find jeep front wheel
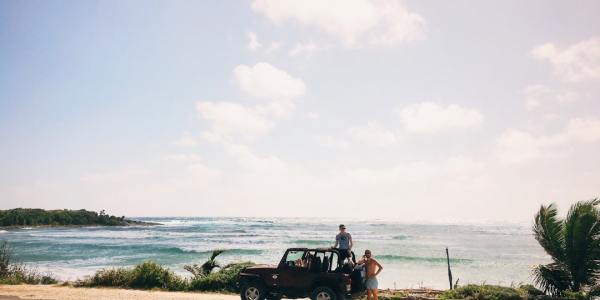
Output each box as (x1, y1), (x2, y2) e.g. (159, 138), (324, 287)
(311, 286), (338, 300)
(240, 282), (266, 300)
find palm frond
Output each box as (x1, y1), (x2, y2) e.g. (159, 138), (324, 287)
(533, 263), (572, 295)
(564, 199), (600, 289)
(183, 264), (202, 277)
(199, 249), (225, 276)
(184, 250), (226, 277)
(533, 203), (565, 262)
(210, 249), (225, 261)
(200, 260), (219, 275)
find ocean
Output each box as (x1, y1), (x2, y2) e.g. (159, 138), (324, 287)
(1, 217), (549, 289)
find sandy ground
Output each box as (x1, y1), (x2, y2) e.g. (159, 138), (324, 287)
(0, 285), (441, 300)
(0, 285), (240, 300)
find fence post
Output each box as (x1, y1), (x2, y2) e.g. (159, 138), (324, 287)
(446, 247), (453, 290)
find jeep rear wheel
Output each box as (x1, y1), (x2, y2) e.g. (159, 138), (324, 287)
(311, 286), (338, 300)
(241, 282), (266, 300)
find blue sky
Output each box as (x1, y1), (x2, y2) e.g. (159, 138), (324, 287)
(1, 0), (599, 222)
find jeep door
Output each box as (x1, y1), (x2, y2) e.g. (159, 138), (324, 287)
(275, 250), (313, 295)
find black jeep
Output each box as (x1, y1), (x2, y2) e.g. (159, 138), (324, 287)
(239, 247), (365, 300)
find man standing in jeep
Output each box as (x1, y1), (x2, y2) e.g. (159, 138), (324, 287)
(333, 224), (353, 266)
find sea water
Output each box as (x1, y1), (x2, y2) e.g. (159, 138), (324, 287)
(1, 217), (549, 289)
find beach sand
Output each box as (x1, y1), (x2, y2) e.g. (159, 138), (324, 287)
(0, 285), (239, 300)
(0, 285), (442, 300)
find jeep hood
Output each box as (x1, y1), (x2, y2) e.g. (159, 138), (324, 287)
(241, 264), (278, 274)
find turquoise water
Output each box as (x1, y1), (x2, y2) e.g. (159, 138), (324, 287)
(1, 218), (549, 289)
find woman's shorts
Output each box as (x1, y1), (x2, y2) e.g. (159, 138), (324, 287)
(366, 277), (378, 289)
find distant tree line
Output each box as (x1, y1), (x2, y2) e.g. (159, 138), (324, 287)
(0, 208), (138, 227)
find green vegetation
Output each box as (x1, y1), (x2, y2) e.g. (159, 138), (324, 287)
(440, 284), (545, 300)
(375, 290), (409, 300)
(183, 249), (253, 292)
(184, 249), (225, 277)
(188, 262), (254, 292)
(532, 199), (600, 296)
(0, 208), (155, 227)
(0, 240), (58, 285)
(77, 261), (186, 291)
(77, 251), (255, 292)
(129, 261), (187, 290)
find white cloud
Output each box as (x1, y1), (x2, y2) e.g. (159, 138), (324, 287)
(223, 142), (289, 173)
(496, 117), (600, 163)
(307, 112), (319, 120)
(532, 37), (600, 82)
(523, 84), (578, 110)
(395, 102), (484, 134)
(196, 102), (273, 141)
(348, 122), (400, 146)
(315, 135), (349, 149)
(368, 0), (426, 46)
(80, 168), (150, 183)
(251, 0), (425, 47)
(496, 130), (547, 163)
(171, 133), (199, 147)
(523, 84), (553, 110)
(198, 63), (307, 142)
(254, 98), (295, 119)
(265, 41), (282, 54)
(565, 118), (600, 142)
(247, 32), (262, 51)
(165, 154), (203, 163)
(289, 40), (321, 56)
(233, 62), (306, 100)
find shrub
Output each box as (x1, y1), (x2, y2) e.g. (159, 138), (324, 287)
(77, 260), (255, 292)
(189, 262), (254, 292)
(0, 240), (58, 285)
(377, 291), (409, 300)
(562, 290), (588, 300)
(78, 261), (186, 291)
(519, 284), (545, 297)
(440, 284), (525, 300)
(79, 268), (133, 287)
(130, 261), (174, 289)
(439, 284), (597, 300)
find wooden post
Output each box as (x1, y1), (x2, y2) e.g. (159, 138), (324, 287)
(446, 247), (453, 290)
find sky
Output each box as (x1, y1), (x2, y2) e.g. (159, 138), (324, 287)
(1, 0), (599, 223)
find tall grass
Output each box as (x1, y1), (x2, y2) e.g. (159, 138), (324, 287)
(0, 240), (57, 285)
(76, 260), (255, 292)
(189, 262), (254, 292)
(439, 284), (593, 300)
(77, 261), (186, 291)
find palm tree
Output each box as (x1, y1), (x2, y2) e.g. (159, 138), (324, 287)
(532, 198), (600, 295)
(184, 249), (225, 277)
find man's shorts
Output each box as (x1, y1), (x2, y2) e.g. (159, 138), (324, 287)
(366, 277), (378, 290)
(337, 248), (352, 265)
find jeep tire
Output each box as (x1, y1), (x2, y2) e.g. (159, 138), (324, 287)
(240, 282), (267, 300)
(311, 286), (338, 300)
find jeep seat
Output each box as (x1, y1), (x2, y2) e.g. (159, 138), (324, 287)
(322, 256), (330, 272)
(310, 256), (322, 273)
